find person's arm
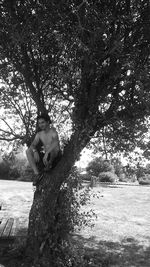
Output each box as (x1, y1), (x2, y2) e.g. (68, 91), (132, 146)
(30, 133), (40, 153)
(43, 128), (59, 166)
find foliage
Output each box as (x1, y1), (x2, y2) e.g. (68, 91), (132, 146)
(79, 172), (92, 181)
(45, 167), (97, 266)
(0, 160), (21, 180)
(9, 166), (20, 179)
(124, 164), (136, 178)
(112, 158), (124, 178)
(0, 0), (149, 147)
(56, 168), (96, 236)
(0, 160), (10, 178)
(144, 163), (150, 174)
(135, 162), (150, 180)
(98, 171), (118, 183)
(138, 174), (150, 185)
(0, 149), (30, 180)
(137, 164), (150, 185)
(86, 157), (114, 177)
(89, 120), (150, 159)
(118, 173), (128, 182)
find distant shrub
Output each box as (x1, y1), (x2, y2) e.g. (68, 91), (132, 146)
(0, 161), (10, 179)
(79, 172), (91, 181)
(139, 174), (150, 185)
(1, 148), (29, 181)
(145, 164), (150, 174)
(130, 174), (138, 183)
(139, 179), (150, 185)
(20, 165), (32, 181)
(86, 157), (114, 177)
(114, 164), (123, 177)
(14, 157), (28, 176)
(98, 171), (118, 183)
(9, 167), (20, 179)
(118, 173), (128, 182)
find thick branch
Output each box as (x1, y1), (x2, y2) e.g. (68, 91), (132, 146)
(19, 44), (47, 113)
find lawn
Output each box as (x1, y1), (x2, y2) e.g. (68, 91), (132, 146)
(0, 180), (33, 235)
(76, 184), (150, 266)
(0, 180), (150, 266)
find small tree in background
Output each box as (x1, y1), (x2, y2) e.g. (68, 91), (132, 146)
(86, 157), (114, 177)
(98, 171), (118, 183)
(136, 163), (150, 185)
(86, 157), (118, 183)
(111, 158), (123, 177)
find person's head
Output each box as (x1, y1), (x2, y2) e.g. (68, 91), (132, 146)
(37, 113), (52, 130)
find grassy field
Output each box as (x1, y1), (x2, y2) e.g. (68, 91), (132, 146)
(0, 180), (150, 266)
(0, 180), (33, 234)
(76, 184), (150, 266)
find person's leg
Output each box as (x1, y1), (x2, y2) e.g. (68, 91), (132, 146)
(26, 148), (45, 186)
(26, 148), (39, 175)
(49, 149), (58, 165)
(45, 149), (61, 171)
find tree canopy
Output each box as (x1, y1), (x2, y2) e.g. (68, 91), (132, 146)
(0, 0), (149, 145)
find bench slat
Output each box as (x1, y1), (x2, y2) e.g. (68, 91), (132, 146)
(0, 218), (8, 236)
(2, 218), (14, 237)
(11, 218), (19, 236)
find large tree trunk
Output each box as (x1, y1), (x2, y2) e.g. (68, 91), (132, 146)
(25, 131), (91, 266)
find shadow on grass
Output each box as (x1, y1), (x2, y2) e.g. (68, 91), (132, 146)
(72, 235), (150, 267)
(0, 233), (150, 267)
(0, 228), (27, 267)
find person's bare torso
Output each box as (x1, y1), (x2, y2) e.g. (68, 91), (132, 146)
(38, 127), (59, 152)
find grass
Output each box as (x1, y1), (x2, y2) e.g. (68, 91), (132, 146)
(80, 184), (150, 243)
(0, 180), (150, 266)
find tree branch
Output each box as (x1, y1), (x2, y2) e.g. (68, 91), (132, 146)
(0, 136), (22, 141)
(0, 119), (16, 134)
(0, 127), (24, 139)
(19, 44), (47, 113)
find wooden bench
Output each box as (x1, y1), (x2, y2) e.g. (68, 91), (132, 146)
(0, 217), (23, 246)
(0, 217), (27, 237)
(0, 218), (15, 239)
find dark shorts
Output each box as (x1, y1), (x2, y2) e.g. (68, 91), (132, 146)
(37, 150), (62, 171)
(35, 138), (62, 171)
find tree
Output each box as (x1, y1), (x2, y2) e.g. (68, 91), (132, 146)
(86, 157), (114, 176)
(88, 117), (150, 162)
(0, 0), (150, 265)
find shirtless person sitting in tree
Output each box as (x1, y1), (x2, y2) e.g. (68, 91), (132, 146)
(26, 113), (61, 185)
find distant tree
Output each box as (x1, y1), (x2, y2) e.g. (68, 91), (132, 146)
(112, 158), (124, 178)
(137, 163), (150, 185)
(86, 157), (114, 177)
(0, 0), (149, 265)
(145, 163), (150, 174)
